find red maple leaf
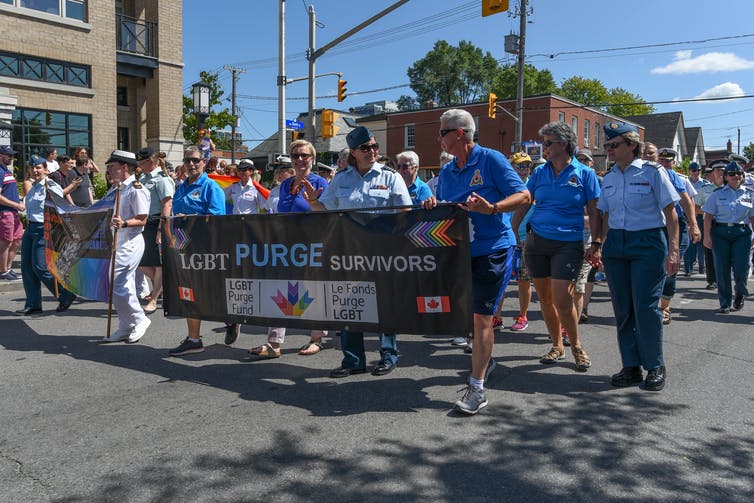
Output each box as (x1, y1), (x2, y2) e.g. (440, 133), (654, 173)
(427, 298), (439, 309)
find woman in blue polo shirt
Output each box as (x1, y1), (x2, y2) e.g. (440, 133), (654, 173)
(702, 161), (754, 313)
(513, 122), (600, 372)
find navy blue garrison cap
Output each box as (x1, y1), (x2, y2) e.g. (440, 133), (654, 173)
(346, 126), (374, 149)
(724, 161), (744, 174)
(604, 121), (638, 140)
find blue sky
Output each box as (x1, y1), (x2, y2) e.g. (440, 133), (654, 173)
(183, 0), (754, 155)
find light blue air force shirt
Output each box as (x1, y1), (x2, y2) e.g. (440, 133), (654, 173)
(701, 185), (754, 224)
(24, 178), (64, 223)
(597, 159), (680, 231)
(318, 163), (411, 211)
(526, 159), (600, 242)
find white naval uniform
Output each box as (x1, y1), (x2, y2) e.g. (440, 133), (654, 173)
(112, 175), (151, 333)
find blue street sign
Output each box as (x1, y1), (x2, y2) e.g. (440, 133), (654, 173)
(286, 120), (305, 130)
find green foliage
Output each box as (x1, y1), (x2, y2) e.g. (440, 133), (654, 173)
(396, 94), (419, 111)
(407, 40), (500, 106)
(92, 173), (109, 199)
(742, 142), (754, 161)
(492, 63), (557, 100)
(183, 71), (235, 149)
(558, 78), (654, 117)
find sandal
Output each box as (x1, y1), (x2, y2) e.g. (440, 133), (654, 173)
(298, 341), (324, 355)
(540, 346), (565, 364)
(662, 307), (671, 325)
(572, 346), (591, 371)
(144, 301), (158, 314)
(247, 343), (281, 359)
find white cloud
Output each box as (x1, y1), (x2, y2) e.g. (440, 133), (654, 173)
(651, 51), (754, 74)
(692, 82), (745, 101)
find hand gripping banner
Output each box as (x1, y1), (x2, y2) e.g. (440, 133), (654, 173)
(162, 205), (473, 335)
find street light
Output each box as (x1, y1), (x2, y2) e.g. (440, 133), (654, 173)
(192, 81), (211, 128)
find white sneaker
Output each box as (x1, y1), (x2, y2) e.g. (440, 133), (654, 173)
(102, 327), (131, 343)
(127, 318), (151, 343)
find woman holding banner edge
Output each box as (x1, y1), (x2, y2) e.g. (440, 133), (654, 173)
(302, 126), (412, 378)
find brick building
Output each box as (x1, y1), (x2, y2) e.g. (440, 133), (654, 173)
(385, 94), (643, 174)
(0, 0), (184, 168)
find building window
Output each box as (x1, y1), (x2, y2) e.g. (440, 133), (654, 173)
(3, 0), (88, 21)
(571, 116), (578, 133)
(583, 119), (590, 147)
(594, 122), (601, 149)
(116, 86), (128, 107)
(0, 51), (91, 88)
(10, 107), (91, 166)
(558, 112), (565, 123)
(117, 127), (129, 151)
(404, 124), (415, 148)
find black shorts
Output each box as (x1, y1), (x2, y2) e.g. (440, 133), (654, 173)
(139, 217), (161, 267)
(524, 231), (584, 281)
(471, 246), (514, 315)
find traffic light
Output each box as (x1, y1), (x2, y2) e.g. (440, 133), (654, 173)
(337, 79), (347, 102)
(321, 109), (339, 139)
(488, 93), (497, 119)
(482, 0), (509, 17)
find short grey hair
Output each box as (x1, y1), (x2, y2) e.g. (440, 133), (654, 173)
(538, 122), (577, 156)
(440, 109), (475, 141)
(397, 150), (419, 167)
(337, 148), (350, 162)
(184, 146), (201, 157)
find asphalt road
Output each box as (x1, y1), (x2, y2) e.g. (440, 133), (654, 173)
(1, 274), (752, 502)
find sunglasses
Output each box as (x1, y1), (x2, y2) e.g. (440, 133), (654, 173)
(183, 157), (202, 164)
(397, 163), (413, 170)
(726, 171), (744, 176)
(603, 141), (625, 150)
(238, 166), (252, 171)
(542, 140), (563, 148)
(515, 164), (531, 170)
(290, 153), (312, 160)
(358, 143), (379, 152)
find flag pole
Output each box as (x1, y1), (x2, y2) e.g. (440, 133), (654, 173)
(45, 179), (61, 299)
(106, 183), (122, 339)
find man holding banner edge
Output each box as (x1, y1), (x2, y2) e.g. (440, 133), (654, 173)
(423, 109), (531, 415)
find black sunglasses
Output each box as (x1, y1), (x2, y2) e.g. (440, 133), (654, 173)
(358, 143), (379, 152)
(183, 157), (202, 164)
(290, 153), (312, 160)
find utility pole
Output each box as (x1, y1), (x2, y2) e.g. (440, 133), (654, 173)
(224, 65), (245, 164)
(514, 0), (527, 153)
(307, 4), (316, 140)
(278, 0), (286, 154)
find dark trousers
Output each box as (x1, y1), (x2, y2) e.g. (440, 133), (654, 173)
(20, 223), (75, 310)
(603, 228), (667, 370)
(710, 224), (751, 308)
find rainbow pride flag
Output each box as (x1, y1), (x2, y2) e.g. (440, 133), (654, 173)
(209, 173), (270, 214)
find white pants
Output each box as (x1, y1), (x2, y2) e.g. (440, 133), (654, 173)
(112, 234), (147, 332)
(267, 327), (327, 344)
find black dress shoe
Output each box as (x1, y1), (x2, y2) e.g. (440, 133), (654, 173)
(15, 307), (42, 316)
(56, 296), (76, 312)
(372, 361), (396, 376)
(645, 366), (666, 391)
(329, 366), (367, 378)
(733, 295), (744, 311)
(610, 366), (643, 387)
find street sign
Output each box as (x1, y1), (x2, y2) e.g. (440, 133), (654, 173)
(286, 120), (305, 130)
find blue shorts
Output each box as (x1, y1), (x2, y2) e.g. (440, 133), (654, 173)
(472, 246), (515, 315)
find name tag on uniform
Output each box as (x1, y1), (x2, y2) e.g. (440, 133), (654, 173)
(369, 188), (389, 198)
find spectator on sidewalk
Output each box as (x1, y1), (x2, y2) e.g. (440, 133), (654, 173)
(0, 145), (24, 281)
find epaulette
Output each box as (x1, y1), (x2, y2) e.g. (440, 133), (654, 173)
(381, 165), (397, 173)
(712, 185), (724, 192)
(133, 180), (144, 189)
(643, 161), (662, 169)
(333, 167), (350, 176)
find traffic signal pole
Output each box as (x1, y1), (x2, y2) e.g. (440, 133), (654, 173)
(514, 0), (527, 152)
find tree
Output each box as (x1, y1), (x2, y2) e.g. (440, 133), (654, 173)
(182, 71), (235, 149)
(396, 94), (419, 111)
(558, 77), (654, 117)
(492, 63), (557, 100)
(407, 40), (501, 107)
(743, 142), (754, 162)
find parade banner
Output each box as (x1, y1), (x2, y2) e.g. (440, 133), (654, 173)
(162, 205), (473, 335)
(44, 189), (116, 301)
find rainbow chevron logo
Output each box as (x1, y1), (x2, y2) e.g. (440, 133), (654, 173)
(271, 282), (314, 317)
(405, 220), (456, 247)
(165, 221), (190, 250)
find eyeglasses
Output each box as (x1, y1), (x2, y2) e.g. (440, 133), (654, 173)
(515, 164), (531, 170)
(726, 171), (744, 176)
(358, 143), (379, 152)
(439, 128), (457, 137)
(603, 141), (625, 150)
(290, 153), (312, 160)
(397, 163), (413, 170)
(542, 140), (563, 148)
(183, 157), (202, 164)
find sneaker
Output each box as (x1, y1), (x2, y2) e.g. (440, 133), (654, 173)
(0, 270), (19, 280)
(716, 307), (731, 314)
(464, 342), (473, 354)
(572, 346), (591, 371)
(451, 336), (469, 347)
(510, 316), (528, 331)
(169, 337), (204, 356)
(126, 317), (151, 343)
(733, 295), (744, 311)
(561, 327), (571, 346)
(225, 323), (240, 345)
(454, 385), (488, 415)
(540, 346), (565, 364)
(102, 327), (131, 343)
(706, 283), (717, 290)
(492, 316), (504, 331)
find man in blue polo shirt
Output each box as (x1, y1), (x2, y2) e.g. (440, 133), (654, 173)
(0, 145), (24, 280)
(396, 150), (432, 205)
(423, 109), (531, 415)
(168, 146), (226, 356)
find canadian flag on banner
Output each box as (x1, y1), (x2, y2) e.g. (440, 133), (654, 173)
(416, 296), (450, 313)
(178, 286), (195, 302)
